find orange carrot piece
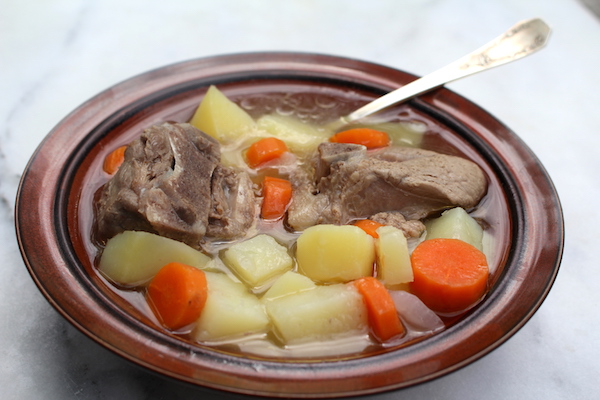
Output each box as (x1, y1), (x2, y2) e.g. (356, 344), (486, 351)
(103, 145), (127, 174)
(147, 262), (208, 330)
(410, 238), (489, 314)
(261, 176), (293, 220)
(246, 137), (289, 168)
(353, 219), (385, 238)
(329, 128), (390, 149)
(354, 277), (405, 341)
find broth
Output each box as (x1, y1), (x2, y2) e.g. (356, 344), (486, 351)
(77, 88), (510, 361)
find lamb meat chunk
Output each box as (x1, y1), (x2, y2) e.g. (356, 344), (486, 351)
(369, 211), (426, 238)
(287, 142), (365, 230)
(316, 154), (486, 224)
(370, 145), (443, 163)
(207, 165), (258, 239)
(287, 166), (329, 230)
(287, 143), (487, 230)
(95, 122), (221, 248)
(313, 142), (366, 182)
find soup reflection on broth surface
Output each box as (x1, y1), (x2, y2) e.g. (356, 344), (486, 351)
(78, 85), (510, 360)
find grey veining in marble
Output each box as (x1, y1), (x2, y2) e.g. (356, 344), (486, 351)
(2, 0), (599, 399)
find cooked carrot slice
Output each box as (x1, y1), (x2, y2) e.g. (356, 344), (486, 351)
(147, 262), (208, 330)
(410, 238), (489, 314)
(353, 219), (385, 238)
(261, 176), (293, 220)
(103, 145), (127, 174)
(353, 277), (405, 341)
(246, 137), (288, 168)
(329, 128), (390, 149)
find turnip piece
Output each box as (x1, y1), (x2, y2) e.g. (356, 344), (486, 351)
(256, 113), (330, 155)
(265, 283), (367, 344)
(223, 234), (293, 289)
(375, 226), (413, 285)
(425, 207), (483, 251)
(262, 271), (316, 300)
(192, 272), (269, 341)
(99, 230), (211, 287)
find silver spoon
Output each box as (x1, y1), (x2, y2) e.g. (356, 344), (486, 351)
(330, 18), (551, 131)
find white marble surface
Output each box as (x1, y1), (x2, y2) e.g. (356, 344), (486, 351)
(2, 0), (599, 399)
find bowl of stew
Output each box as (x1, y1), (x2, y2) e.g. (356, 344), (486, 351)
(15, 52), (563, 398)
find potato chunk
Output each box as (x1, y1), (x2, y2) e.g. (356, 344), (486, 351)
(189, 85), (257, 143)
(256, 114), (330, 155)
(98, 231), (211, 286)
(375, 226), (413, 285)
(223, 234), (293, 289)
(262, 271), (316, 300)
(296, 225), (375, 283)
(192, 272), (269, 342)
(265, 284), (367, 344)
(425, 207), (484, 250)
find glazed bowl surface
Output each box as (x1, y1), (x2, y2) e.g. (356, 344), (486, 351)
(15, 52), (563, 398)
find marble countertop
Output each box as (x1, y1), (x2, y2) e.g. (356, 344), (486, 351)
(2, 0), (599, 399)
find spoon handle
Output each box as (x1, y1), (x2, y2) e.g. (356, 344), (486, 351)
(342, 18), (551, 125)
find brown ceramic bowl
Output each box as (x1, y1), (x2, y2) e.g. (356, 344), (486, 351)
(15, 52), (563, 398)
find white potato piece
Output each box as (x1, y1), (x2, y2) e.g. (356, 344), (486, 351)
(98, 230), (211, 286)
(262, 271), (316, 300)
(296, 225), (375, 283)
(189, 85), (257, 143)
(223, 234), (293, 289)
(375, 226), (414, 285)
(256, 113), (331, 155)
(192, 272), (269, 342)
(425, 207), (484, 250)
(265, 284), (367, 344)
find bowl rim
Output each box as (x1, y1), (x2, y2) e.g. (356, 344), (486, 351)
(15, 51), (564, 398)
